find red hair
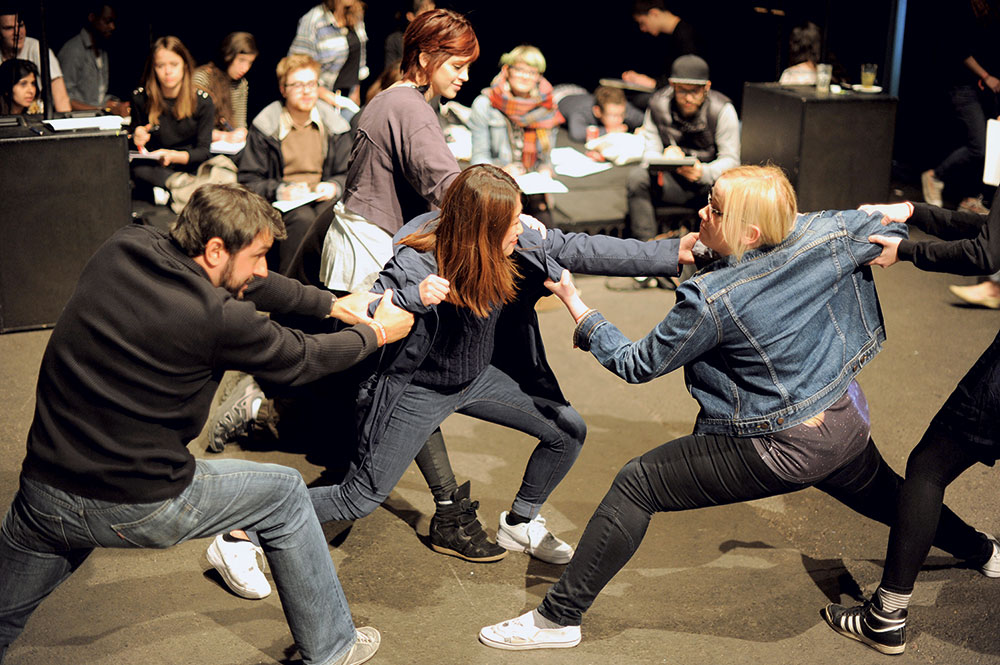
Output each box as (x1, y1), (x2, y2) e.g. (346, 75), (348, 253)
(402, 165), (521, 317)
(401, 8), (479, 84)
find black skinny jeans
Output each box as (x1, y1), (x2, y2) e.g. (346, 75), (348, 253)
(539, 433), (983, 626)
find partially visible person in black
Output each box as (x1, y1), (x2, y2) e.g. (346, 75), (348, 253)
(823, 195), (1000, 656)
(130, 35), (214, 204)
(622, 0), (697, 109)
(384, 0), (435, 68)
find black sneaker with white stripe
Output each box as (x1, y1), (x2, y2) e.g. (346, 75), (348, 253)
(823, 598), (907, 655)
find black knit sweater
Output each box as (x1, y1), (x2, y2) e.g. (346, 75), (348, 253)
(21, 224), (377, 502)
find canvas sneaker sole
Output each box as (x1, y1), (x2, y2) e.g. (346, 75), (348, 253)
(430, 542), (508, 562)
(206, 539), (270, 600)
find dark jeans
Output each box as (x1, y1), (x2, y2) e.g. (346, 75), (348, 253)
(935, 84), (996, 199)
(309, 364), (587, 522)
(881, 329), (1000, 593)
(626, 166), (708, 241)
(538, 433), (982, 626)
(272, 200), (337, 275)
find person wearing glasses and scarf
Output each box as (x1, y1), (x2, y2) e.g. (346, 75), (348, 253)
(469, 45), (564, 227)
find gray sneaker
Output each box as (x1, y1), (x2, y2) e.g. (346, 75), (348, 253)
(921, 169), (944, 207)
(209, 374), (265, 452)
(332, 627), (381, 665)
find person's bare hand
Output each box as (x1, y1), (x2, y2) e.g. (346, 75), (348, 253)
(314, 181), (338, 202)
(372, 289), (414, 344)
(663, 145), (685, 159)
(676, 160), (703, 182)
(867, 235), (901, 268)
(419, 274), (450, 306)
(520, 214), (547, 238)
(278, 182), (311, 202)
(859, 202), (913, 225)
(544, 268), (577, 300)
(133, 124), (151, 149)
(330, 292), (379, 324)
(677, 231), (701, 265)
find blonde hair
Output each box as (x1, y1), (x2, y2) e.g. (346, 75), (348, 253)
(500, 45), (546, 74)
(714, 165), (797, 260)
(276, 54), (320, 87)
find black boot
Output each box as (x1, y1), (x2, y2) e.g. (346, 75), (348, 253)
(429, 481), (507, 562)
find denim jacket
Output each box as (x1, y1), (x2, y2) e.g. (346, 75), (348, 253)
(575, 209), (909, 436)
(357, 212), (681, 447)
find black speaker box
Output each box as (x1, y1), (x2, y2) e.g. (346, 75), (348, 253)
(0, 125), (130, 332)
(741, 83), (897, 212)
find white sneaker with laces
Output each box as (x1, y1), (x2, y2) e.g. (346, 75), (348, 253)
(979, 533), (1000, 578)
(479, 610), (581, 650)
(206, 534), (272, 599)
(496, 511), (574, 564)
(332, 626), (381, 665)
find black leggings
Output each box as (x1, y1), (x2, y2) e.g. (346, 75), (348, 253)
(538, 433), (983, 626)
(880, 429), (988, 593)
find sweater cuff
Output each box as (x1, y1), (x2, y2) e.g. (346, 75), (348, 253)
(896, 239), (916, 264)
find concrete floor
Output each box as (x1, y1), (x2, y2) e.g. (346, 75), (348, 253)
(1, 231), (999, 665)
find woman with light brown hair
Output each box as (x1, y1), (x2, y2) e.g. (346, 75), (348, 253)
(130, 35), (214, 202)
(193, 31), (258, 143)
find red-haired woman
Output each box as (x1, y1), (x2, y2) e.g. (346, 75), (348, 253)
(307, 164), (689, 564)
(130, 36), (214, 204)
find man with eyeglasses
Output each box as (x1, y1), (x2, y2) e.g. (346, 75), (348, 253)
(239, 54), (352, 276)
(625, 54), (739, 248)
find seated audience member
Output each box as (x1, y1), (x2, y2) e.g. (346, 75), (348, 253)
(622, 0), (697, 108)
(626, 54), (739, 242)
(0, 182), (412, 665)
(0, 6), (71, 112)
(289, 0), (367, 108)
(130, 35), (214, 206)
(468, 44), (564, 226)
(384, 0), (435, 67)
(57, 3), (126, 114)
(194, 31), (258, 144)
(0, 57), (39, 113)
(778, 21), (821, 85)
(239, 54), (351, 275)
(555, 84), (644, 143)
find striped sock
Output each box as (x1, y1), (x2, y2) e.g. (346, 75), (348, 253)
(876, 587), (911, 613)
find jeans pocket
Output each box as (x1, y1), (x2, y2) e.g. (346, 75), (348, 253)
(109, 496), (204, 548)
(14, 499), (72, 551)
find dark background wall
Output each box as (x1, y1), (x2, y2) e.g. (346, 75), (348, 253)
(17, 0), (954, 181)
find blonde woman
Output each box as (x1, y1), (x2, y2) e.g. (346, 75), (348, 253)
(480, 165), (993, 650)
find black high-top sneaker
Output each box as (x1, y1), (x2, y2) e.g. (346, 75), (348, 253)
(823, 597), (907, 655)
(429, 481), (507, 562)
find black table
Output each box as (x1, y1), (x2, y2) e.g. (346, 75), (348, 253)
(741, 82), (898, 211)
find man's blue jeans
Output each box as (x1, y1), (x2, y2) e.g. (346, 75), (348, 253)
(0, 459), (356, 665)
(310, 364), (587, 523)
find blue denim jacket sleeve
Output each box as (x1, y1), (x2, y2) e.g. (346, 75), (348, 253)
(839, 209), (909, 265)
(575, 284), (720, 384)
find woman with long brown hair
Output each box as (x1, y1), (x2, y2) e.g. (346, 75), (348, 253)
(130, 35), (214, 203)
(305, 163), (688, 565)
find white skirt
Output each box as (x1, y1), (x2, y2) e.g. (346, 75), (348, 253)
(319, 202), (394, 293)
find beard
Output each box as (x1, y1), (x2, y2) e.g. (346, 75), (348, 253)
(220, 258), (250, 297)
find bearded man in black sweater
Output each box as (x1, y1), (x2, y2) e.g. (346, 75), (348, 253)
(0, 183), (412, 665)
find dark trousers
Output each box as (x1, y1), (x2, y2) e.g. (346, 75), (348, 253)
(626, 166), (708, 241)
(538, 433), (983, 626)
(935, 84), (996, 200)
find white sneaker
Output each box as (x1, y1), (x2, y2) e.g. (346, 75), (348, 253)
(979, 533), (1000, 578)
(152, 186), (171, 206)
(206, 534), (271, 599)
(496, 511), (574, 564)
(921, 170), (944, 207)
(331, 626), (381, 665)
(479, 610), (581, 650)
